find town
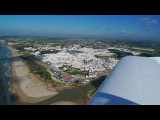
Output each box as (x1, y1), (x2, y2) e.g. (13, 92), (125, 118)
(1, 37), (150, 86)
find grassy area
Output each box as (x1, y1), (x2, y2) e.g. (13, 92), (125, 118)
(26, 59), (52, 81)
(135, 49), (160, 57)
(89, 88), (98, 98)
(39, 50), (59, 54)
(12, 44), (34, 52)
(64, 69), (88, 76)
(21, 53), (52, 81)
(125, 41), (160, 57)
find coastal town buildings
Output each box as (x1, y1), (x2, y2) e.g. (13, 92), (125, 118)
(1, 38), (141, 85)
(34, 46), (120, 83)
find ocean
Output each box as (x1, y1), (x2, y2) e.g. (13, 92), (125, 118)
(0, 44), (13, 105)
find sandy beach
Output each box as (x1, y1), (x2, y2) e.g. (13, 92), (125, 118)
(9, 47), (91, 105)
(11, 48), (58, 104)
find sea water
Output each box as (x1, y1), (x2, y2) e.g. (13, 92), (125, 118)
(0, 44), (13, 105)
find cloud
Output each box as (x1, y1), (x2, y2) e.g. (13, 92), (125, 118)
(120, 30), (127, 34)
(140, 17), (160, 26)
(145, 19), (159, 26)
(140, 17), (152, 21)
(122, 30), (126, 33)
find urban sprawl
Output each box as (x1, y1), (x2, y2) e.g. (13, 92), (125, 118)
(1, 37), (156, 85)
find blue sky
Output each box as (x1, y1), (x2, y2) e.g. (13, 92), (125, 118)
(0, 15), (160, 41)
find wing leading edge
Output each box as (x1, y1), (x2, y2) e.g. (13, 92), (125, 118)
(88, 56), (160, 105)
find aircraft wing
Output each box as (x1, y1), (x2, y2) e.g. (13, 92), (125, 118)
(88, 56), (160, 105)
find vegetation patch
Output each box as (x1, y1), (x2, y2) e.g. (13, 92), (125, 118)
(64, 69), (88, 76)
(39, 50), (59, 54)
(89, 88), (98, 98)
(21, 53), (52, 81)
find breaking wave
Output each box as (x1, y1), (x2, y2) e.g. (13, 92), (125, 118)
(0, 45), (13, 105)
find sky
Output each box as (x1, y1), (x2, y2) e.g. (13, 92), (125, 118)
(0, 15), (160, 41)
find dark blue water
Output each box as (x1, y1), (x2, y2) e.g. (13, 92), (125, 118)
(0, 45), (13, 105)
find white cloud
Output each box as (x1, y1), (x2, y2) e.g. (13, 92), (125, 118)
(122, 30), (126, 33)
(140, 17), (160, 26)
(120, 30), (127, 34)
(140, 17), (152, 21)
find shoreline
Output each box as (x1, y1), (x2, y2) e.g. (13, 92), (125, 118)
(3, 44), (92, 105)
(11, 59), (56, 104)
(9, 46), (58, 104)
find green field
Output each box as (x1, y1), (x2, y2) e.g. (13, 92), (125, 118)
(89, 88), (98, 97)
(64, 69), (88, 76)
(40, 50), (59, 54)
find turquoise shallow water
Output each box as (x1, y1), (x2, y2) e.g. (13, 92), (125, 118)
(0, 44), (13, 105)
